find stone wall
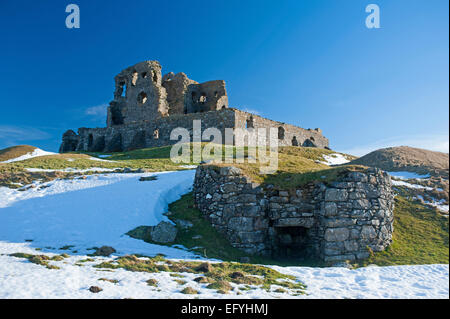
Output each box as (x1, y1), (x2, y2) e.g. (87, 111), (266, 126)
(60, 108), (330, 153)
(67, 109), (236, 152)
(193, 165), (394, 262)
(233, 109), (329, 149)
(162, 72), (198, 115)
(185, 80), (228, 114)
(108, 61), (169, 126)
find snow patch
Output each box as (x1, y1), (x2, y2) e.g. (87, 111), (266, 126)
(415, 195), (449, 214)
(391, 180), (434, 191)
(321, 154), (350, 166)
(1, 148), (56, 163)
(388, 171), (430, 180)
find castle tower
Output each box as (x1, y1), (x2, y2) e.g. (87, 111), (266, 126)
(107, 61), (169, 127)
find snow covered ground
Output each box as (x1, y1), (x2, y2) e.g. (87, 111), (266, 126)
(0, 242), (447, 299)
(1, 147), (56, 163)
(0, 170), (197, 258)
(321, 154), (350, 166)
(0, 168), (448, 299)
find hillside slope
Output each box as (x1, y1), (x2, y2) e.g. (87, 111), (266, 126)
(0, 145), (37, 162)
(349, 146), (449, 178)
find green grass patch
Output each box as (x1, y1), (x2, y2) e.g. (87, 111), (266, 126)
(93, 255), (307, 294)
(361, 195), (449, 266)
(9, 252), (68, 269)
(98, 278), (119, 284)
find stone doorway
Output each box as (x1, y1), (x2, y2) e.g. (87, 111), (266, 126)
(273, 226), (313, 258)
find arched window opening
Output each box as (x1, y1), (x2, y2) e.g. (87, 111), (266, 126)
(302, 139), (316, 147)
(278, 126), (285, 140)
(137, 92), (148, 105)
(119, 81), (127, 97)
(88, 134), (94, 149)
(199, 93), (207, 104)
(292, 136), (299, 146)
(246, 116), (254, 129)
(131, 71), (138, 86)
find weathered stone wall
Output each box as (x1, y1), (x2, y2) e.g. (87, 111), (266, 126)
(72, 109), (237, 152)
(162, 72), (198, 115)
(233, 110), (329, 149)
(107, 61), (169, 126)
(185, 80), (228, 114)
(106, 61), (228, 127)
(61, 108), (330, 153)
(193, 165), (394, 262)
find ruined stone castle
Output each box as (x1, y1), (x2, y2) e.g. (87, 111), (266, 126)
(59, 61), (394, 262)
(59, 61), (329, 153)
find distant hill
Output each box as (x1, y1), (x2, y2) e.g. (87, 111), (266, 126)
(0, 145), (37, 162)
(350, 146), (449, 178)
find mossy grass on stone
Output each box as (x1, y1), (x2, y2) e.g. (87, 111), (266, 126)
(146, 279), (158, 287)
(206, 280), (233, 293)
(180, 287), (198, 294)
(174, 279), (187, 285)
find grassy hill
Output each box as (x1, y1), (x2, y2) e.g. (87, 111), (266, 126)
(349, 146), (449, 178)
(0, 145), (37, 162)
(0, 144), (358, 189)
(1, 143), (448, 266)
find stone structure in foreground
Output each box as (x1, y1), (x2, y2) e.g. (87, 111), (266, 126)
(194, 166), (394, 262)
(60, 60), (329, 153)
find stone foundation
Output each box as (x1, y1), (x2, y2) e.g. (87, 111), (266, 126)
(193, 165), (394, 262)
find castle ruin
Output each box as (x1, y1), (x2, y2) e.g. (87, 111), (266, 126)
(60, 60), (329, 153)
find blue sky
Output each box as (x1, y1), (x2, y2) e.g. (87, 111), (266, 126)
(0, 0), (448, 155)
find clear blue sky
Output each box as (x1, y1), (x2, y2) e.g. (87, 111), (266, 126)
(0, 0), (448, 155)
